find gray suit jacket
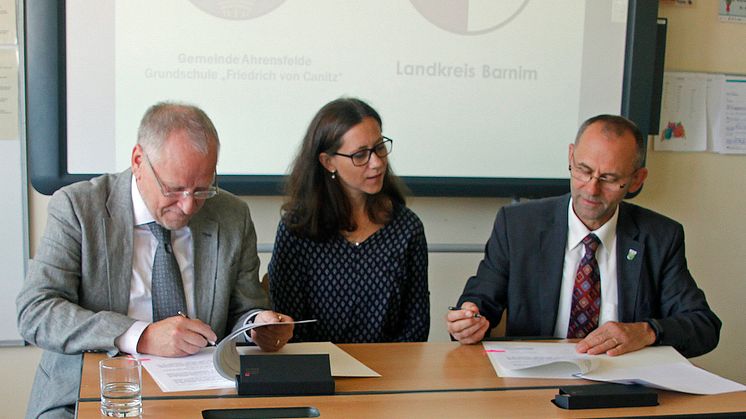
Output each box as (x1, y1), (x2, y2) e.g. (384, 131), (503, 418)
(458, 194), (721, 358)
(16, 170), (269, 419)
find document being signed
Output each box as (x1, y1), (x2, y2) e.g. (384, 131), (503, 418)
(483, 341), (746, 395)
(136, 319), (379, 392)
(483, 341), (598, 379)
(137, 348), (233, 392)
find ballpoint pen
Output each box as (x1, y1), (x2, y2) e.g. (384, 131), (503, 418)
(178, 311), (216, 346)
(448, 306), (481, 319)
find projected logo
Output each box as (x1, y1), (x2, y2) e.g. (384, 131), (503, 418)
(188, 0), (285, 20)
(409, 0), (530, 35)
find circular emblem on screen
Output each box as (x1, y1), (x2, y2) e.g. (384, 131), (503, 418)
(409, 0), (530, 35)
(188, 0), (286, 20)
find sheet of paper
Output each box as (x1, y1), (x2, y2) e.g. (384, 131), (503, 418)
(213, 319), (318, 380)
(238, 342), (380, 377)
(655, 72), (708, 151)
(483, 341), (746, 395)
(720, 0), (746, 23)
(581, 346), (746, 395)
(0, 0), (16, 45)
(712, 75), (746, 154)
(137, 348), (233, 392)
(483, 342), (597, 379)
(0, 47), (19, 140)
(614, 363), (746, 395)
(223, 319), (318, 343)
(706, 74), (726, 152)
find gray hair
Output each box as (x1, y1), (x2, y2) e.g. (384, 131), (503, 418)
(137, 102), (220, 162)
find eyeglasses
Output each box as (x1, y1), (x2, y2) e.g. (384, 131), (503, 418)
(569, 155), (635, 191)
(144, 153), (218, 200)
(334, 137), (393, 167)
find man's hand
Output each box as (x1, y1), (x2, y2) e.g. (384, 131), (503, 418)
(575, 321), (656, 356)
(136, 315), (218, 357)
(251, 310), (295, 352)
(446, 302), (489, 344)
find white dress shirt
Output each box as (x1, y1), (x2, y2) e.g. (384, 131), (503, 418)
(114, 176), (197, 354)
(553, 198), (620, 338)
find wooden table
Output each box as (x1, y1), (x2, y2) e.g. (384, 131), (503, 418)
(78, 342), (584, 399)
(77, 342), (746, 418)
(76, 389), (746, 419)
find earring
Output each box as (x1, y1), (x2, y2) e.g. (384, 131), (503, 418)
(331, 170), (336, 180)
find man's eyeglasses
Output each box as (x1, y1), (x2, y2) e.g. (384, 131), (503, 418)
(334, 137), (393, 167)
(569, 155), (634, 191)
(144, 153), (218, 200)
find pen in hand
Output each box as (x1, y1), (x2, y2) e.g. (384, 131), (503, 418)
(448, 306), (482, 319)
(178, 311), (216, 346)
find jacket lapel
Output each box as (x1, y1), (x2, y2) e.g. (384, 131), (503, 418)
(616, 202), (643, 322)
(538, 195), (570, 335)
(103, 171), (135, 314)
(190, 212), (218, 326)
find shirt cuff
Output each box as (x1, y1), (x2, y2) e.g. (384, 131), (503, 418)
(115, 320), (150, 355)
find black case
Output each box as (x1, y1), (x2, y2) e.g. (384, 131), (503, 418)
(236, 354), (335, 396)
(553, 383), (658, 409)
(203, 407), (320, 418)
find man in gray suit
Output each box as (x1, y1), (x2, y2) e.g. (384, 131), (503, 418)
(17, 102), (294, 418)
(447, 115), (720, 358)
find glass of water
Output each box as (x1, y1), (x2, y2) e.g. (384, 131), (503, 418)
(99, 357), (142, 417)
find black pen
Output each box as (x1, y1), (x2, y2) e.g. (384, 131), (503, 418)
(448, 306), (481, 318)
(178, 311), (216, 346)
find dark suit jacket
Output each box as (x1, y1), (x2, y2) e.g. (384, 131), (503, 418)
(458, 194), (721, 358)
(16, 170), (269, 419)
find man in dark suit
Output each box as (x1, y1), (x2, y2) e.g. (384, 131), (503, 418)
(446, 115), (720, 358)
(17, 102), (294, 418)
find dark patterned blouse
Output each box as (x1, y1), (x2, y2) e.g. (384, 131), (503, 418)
(268, 205), (429, 343)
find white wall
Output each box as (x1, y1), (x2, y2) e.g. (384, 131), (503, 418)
(3, 1), (745, 416)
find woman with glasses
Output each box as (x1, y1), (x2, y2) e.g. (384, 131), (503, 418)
(267, 97), (429, 343)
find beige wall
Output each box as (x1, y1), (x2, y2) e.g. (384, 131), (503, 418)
(3, 2), (745, 416)
(634, 1), (746, 381)
(0, 345), (41, 419)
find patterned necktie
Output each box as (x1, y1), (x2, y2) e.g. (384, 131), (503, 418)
(147, 222), (187, 322)
(567, 233), (601, 339)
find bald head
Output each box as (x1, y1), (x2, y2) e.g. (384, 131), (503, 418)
(575, 114), (645, 169)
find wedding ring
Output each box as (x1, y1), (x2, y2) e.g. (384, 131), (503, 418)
(611, 337), (619, 346)
(277, 314), (283, 322)
(276, 339), (281, 346)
